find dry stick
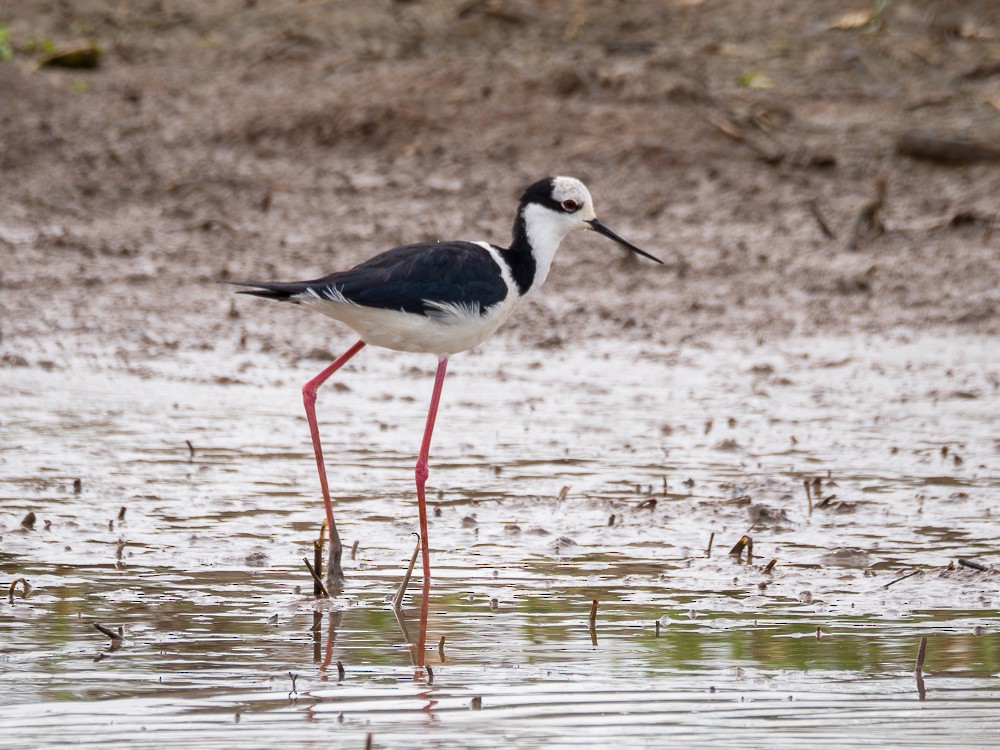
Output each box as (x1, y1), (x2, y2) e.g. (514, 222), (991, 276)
(393, 534), (421, 611)
(706, 532), (715, 558)
(303, 557), (331, 598)
(8, 578), (30, 604)
(883, 570), (921, 589)
(392, 606), (413, 666)
(426, 664), (434, 684)
(915, 636), (928, 673)
(438, 635), (446, 663)
(337, 660), (346, 681)
(589, 599), (599, 646)
(763, 558), (778, 574)
(896, 132), (1000, 164)
(845, 177), (886, 251)
(807, 198), (836, 240)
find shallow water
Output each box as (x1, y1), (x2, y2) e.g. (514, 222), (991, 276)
(2, 333), (999, 748)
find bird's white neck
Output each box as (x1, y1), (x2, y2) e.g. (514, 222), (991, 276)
(520, 203), (574, 293)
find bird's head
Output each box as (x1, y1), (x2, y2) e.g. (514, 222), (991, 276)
(518, 176), (662, 264)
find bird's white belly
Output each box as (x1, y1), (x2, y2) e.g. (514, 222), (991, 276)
(300, 294), (520, 355)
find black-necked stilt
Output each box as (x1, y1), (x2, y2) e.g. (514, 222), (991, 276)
(227, 176), (661, 662)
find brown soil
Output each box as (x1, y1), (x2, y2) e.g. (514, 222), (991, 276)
(1, 0), (999, 371)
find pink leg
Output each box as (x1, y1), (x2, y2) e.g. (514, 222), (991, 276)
(303, 339), (366, 588)
(415, 356), (449, 667)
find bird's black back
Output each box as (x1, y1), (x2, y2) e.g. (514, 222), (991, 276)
(230, 241), (509, 317)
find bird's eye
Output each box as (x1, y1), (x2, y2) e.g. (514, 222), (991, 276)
(562, 199), (578, 212)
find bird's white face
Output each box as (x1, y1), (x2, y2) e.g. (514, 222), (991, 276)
(517, 175), (662, 286)
(549, 176), (598, 227)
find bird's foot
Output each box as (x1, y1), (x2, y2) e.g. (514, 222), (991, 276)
(324, 564), (345, 596)
(324, 541), (345, 594)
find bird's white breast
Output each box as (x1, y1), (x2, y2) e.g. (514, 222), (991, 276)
(298, 242), (522, 356)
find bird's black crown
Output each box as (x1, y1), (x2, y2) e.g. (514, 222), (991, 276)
(519, 177), (563, 213)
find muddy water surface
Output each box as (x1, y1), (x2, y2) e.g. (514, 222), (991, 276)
(2, 334), (999, 749)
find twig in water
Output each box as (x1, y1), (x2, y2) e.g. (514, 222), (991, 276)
(588, 599), (599, 646)
(438, 635), (446, 662)
(20, 512), (36, 531)
(816, 494), (836, 509)
(426, 664), (434, 684)
(365, 732), (373, 750)
(94, 622), (124, 641)
(915, 636), (928, 673)
(706, 531), (714, 557)
(763, 558), (778, 574)
(804, 479), (812, 515)
(729, 535), (751, 558)
(351, 540), (360, 560)
(312, 540), (323, 597)
(746, 537), (754, 564)
(288, 672), (298, 693)
(185, 439), (195, 458)
(117, 506), (127, 521)
(655, 620), (661, 637)
(393, 533), (421, 611)
(8, 578), (32, 604)
(303, 557), (331, 598)
(337, 660), (346, 680)
(958, 558), (990, 572)
(883, 570), (921, 589)
(314, 518), (327, 584)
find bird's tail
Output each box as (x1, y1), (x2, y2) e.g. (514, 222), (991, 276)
(220, 280), (311, 301)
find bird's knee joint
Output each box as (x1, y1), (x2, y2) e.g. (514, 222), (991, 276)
(415, 462), (429, 484)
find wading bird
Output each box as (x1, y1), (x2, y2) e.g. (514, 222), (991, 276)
(227, 176), (661, 665)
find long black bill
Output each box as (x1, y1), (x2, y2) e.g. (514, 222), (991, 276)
(587, 219), (663, 264)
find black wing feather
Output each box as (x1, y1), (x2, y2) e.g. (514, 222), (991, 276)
(228, 242), (508, 317)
